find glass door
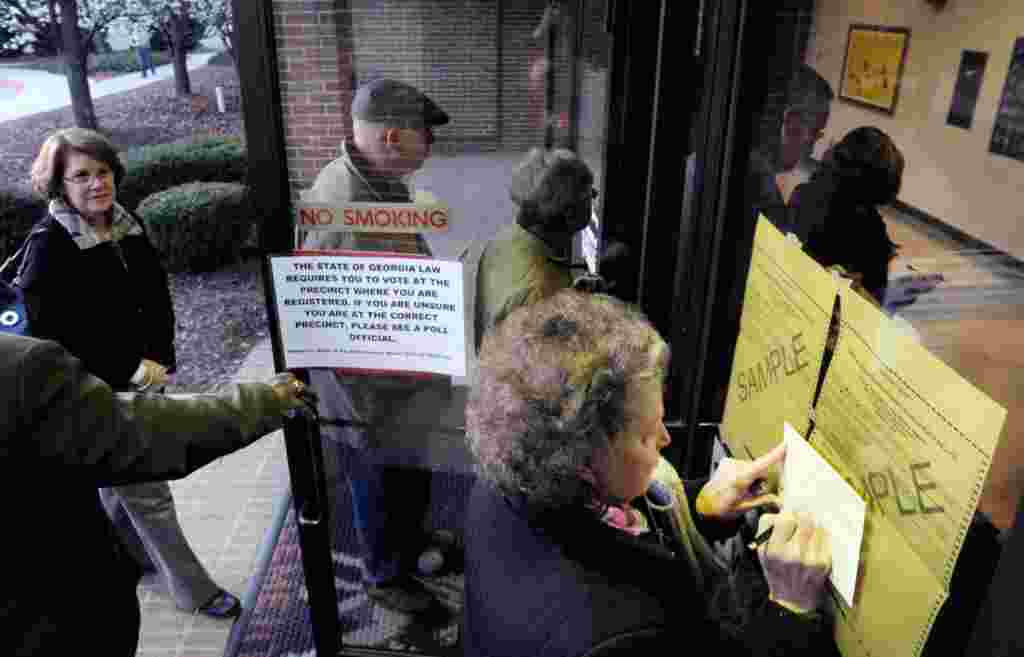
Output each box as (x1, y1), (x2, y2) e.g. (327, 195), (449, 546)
(236, 1), (648, 654)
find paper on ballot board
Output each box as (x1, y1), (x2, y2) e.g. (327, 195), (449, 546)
(782, 422), (866, 607)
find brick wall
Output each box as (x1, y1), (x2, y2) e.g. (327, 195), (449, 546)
(270, 0), (585, 198)
(350, 0), (501, 146)
(272, 0), (357, 199)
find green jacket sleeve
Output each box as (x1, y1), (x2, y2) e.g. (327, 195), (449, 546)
(19, 338), (291, 487)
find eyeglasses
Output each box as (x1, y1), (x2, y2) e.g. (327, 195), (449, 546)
(64, 169), (113, 186)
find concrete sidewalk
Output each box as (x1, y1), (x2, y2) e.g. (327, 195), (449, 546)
(135, 337), (290, 657)
(0, 51), (219, 123)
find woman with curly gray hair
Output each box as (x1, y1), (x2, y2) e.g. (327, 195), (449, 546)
(474, 148), (595, 350)
(463, 290), (835, 657)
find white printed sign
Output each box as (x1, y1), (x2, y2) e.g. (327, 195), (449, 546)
(782, 422), (866, 608)
(270, 255), (466, 376)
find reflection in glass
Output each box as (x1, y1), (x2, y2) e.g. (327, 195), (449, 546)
(725, 4), (1024, 656)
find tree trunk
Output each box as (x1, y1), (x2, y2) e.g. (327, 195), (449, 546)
(170, 9), (191, 97)
(58, 0), (97, 129)
(41, 1), (61, 59)
(224, 35), (236, 67)
(223, 5), (238, 78)
(224, 36), (238, 79)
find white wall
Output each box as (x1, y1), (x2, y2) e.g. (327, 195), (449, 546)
(807, 0), (1024, 258)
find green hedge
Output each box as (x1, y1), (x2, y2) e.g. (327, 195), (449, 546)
(91, 50), (172, 75)
(119, 137), (247, 211)
(137, 182), (253, 273)
(15, 51), (172, 76)
(0, 188), (46, 264)
(0, 137), (247, 264)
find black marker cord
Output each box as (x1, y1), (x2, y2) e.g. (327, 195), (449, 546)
(805, 294), (842, 442)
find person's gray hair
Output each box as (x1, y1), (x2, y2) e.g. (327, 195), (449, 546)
(466, 289), (668, 510)
(510, 148), (594, 231)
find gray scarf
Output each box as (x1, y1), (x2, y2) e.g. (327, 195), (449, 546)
(48, 199), (143, 251)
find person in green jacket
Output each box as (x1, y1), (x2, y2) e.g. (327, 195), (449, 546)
(474, 147), (596, 350)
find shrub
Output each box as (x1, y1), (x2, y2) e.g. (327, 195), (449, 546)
(119, 137), (247, 211)
(5, 57), (68, 75)
(18, 51), (172, 76)
(137, 182), (253, 273)
(90, 49), (172, 75)
(0, 188), (46, 264)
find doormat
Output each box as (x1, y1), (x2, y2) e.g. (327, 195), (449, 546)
(224, 466), (473, 657)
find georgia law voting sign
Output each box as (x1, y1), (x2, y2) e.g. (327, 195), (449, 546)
(269, 253), (466, 377)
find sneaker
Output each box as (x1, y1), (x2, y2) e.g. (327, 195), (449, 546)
(419, 529), (465, 576)
(417, 545), (446, 576)
(197, 589), (242, 619)
(366, 577), (435, 613)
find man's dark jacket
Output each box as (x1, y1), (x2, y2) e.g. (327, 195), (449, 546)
(0, 335), (291, 656)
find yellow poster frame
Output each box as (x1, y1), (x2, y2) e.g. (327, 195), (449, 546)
(839, 24), (911, 115)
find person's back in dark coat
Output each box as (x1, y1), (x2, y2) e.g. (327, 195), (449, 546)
(791, 126), (903, 306)
(0, 334), (301, 656)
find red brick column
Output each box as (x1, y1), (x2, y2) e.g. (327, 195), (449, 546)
(271, 1), (356, 199)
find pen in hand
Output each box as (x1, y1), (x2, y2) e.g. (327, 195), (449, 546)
(747, 526), (773, 551)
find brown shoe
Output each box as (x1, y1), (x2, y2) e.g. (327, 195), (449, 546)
(367, 577), (434, 613)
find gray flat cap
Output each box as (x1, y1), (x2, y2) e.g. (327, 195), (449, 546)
(352, 78), (449, 129)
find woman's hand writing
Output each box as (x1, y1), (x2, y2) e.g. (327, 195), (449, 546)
(140, 359), (168, 389)
(756, 511), (832, 614)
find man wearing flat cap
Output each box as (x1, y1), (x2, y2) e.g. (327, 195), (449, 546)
(301, 79), (450, 614)
(304, 78), (448, 244)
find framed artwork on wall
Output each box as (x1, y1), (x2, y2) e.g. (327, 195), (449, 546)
(990, 38), (1024, 162)
(838, 24), (911, 115)
(947, 50), (988, 129)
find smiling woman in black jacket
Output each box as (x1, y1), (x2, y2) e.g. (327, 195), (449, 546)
(16, 128), (242, 619)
